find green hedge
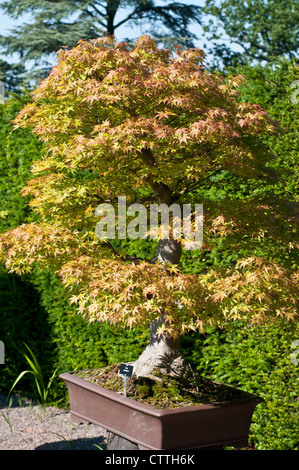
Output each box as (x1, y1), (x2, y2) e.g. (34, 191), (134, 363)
(237, 58), (299, 201)
(0, 267), (148, 404)
(0, 94), (52, 398)
(0, 94), (148, 403)
(0, 268), (54, 397)
(0, 94), (43, 230)
(182, 321), (299, 450)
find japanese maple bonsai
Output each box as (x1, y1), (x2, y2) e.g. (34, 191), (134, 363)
(0, 35), (297, 447)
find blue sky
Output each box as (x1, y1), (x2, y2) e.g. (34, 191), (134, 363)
(0, 0), (210, 68)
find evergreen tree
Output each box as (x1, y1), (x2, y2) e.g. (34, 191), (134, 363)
(0, 0), (202, 75)
(0, 59), (26, 94)
(203, 0), (299, 68)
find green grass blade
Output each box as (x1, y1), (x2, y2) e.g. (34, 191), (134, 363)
(23, 344), (43, 376)
(8, 370), (32, 397)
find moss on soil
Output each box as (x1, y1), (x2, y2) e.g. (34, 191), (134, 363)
(77, 364), (248, 409)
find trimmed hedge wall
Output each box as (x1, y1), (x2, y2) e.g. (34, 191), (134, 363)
(0, 267), (148, 404)
(182, 322), (299, 450)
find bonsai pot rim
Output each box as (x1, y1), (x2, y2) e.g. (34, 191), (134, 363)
(60, 370), (263, 450)
(60, 370), (261, 415)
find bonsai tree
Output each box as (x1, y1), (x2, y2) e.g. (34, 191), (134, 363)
(0, 36), (297, 380)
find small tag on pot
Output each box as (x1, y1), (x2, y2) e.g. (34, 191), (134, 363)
(118, 363), (134, 378)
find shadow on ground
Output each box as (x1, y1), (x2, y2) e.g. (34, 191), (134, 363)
(0, 394), (35, 409)
(35, 436), (107, 450)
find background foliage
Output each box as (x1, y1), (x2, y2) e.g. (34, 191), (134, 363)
(183, 321), (299, 450)
(0, 93), (43, 230)
(203, 0), (299, 68)
(0, 94), (148, 403)
(0, 0), (201, 84)
(0, 32), (298, 450)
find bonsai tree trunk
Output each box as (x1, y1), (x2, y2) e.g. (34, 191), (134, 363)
(134, 238), (191, 378)
(107, 238), (190, 450)
(133, 313), (190, 380)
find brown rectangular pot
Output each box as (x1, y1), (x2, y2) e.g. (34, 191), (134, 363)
(60, 371), (262, 450)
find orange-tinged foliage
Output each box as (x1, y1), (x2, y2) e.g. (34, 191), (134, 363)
(0, 35), (297, 335)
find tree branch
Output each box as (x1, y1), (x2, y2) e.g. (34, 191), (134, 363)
(180, 169), (223, 196)
(99, 239), (154, 265)
(138, 148), (173, 205)
(138, 147), (157, 168)
(114, 7), (142, 29)
(89, 2), (107, 19)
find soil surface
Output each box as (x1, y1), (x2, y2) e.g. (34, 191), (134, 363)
(77, 364), (248, 409)
(0, 394), (107, 450)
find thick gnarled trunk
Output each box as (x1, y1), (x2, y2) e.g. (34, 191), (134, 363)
(133, 314), (190, 380)
(133, 237), (190, 380)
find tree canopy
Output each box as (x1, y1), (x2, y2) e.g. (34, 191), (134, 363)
(0, 60), (27, 94)
(0, 36), (297, 338)
(203, 0), (299, 68)
(0, 0), (201, 75)
(236, 58), (299, 200)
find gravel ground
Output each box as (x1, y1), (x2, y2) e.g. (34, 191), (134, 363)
(0, 394), (107, 450)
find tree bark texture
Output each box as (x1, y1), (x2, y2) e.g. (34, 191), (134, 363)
(133, 237), (188, 379)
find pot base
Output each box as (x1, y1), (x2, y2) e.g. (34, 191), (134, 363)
(61, 371), (262, 450)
